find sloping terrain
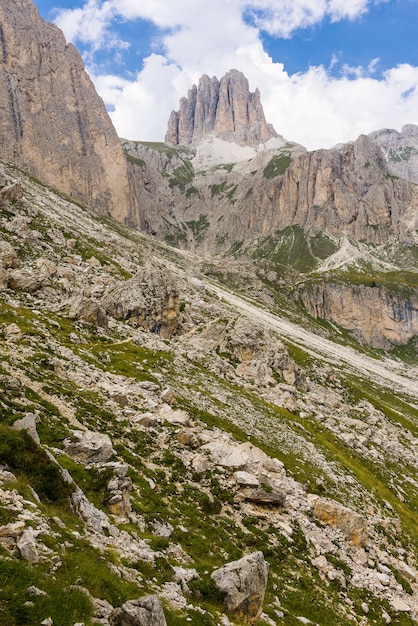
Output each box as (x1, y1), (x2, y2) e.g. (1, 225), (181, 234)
(0, 162), (417, 626)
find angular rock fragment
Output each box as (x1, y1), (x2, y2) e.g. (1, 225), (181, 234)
(211, 551), (269, 624)
(64, 430), (115, 464)
(312, 496), (368, 547)
(109, 595), (167, 626)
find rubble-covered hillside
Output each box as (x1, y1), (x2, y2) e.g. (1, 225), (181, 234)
(0, 162), (417, 626)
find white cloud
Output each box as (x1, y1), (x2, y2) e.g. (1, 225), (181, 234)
(52, 0), (418, 150)
(241, 0), (376, 37)
(54, 0), (116, 48)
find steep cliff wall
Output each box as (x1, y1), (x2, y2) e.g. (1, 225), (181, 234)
(0, 0), (130, 219)
(299, 282), (418, 348)
(272, 134), (417, 244)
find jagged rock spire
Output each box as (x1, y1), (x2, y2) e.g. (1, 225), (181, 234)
(166, 69), (277, 146)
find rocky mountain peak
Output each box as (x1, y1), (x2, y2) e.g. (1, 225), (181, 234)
(165, 69), (277, 147)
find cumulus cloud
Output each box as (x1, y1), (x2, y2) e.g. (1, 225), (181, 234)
(53, 0), (418, 149)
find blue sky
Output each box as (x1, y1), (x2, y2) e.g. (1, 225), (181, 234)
(34, 0), (418, 149)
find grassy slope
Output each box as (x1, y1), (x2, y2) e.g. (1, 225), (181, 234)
(0, 164), (417, 626)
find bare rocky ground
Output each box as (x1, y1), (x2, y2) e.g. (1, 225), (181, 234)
(0, 162), (417, 625)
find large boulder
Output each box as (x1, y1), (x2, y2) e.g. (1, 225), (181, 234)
(12, 413), (40, 445)
(69, 295), (108, 330)
(64, 430), (115, 464)
(7, 257), (57, 293)
(109, 595), (167, 626)
(103, 266), (180, 339)
(0, 182), (23, 206)
(211, 551), (269, 624)
(0, 238), (19, 269)
(240, 488), (285, 507)
(311, 496), (368, 547)
(17, 527), (39, 564)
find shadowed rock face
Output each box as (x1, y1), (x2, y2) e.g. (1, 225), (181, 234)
(0, 0), (130, 219)
(102, 267), (180, 339)
(165, 70), (277, 146)
(109, 595), (167, 626)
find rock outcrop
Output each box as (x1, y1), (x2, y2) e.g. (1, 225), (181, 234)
(300, 282), (418, 348)
(63, 430), (115, 464)
(109, 596), (167, 626)
(211, 551), (269, 624)
(311, 497), (368, 547)
(102, 266), (180, 339)
(165, 70), (277, 146)
(0, 0), (130, 219)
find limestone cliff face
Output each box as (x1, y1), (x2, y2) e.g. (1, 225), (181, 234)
(271, 134), (416, 244)
(300, 282), (418, 348)
(165, 70), (277, 146)
(0, 0), (130, 219)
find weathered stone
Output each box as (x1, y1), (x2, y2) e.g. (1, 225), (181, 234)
(393, 561), (417, 583)
(159, 582), (187, 610)
(240, 488), (285, 508)
(69, 296), (108, 330)
(152, 521), (174, 538)
(107, 474), (132, 518)
(132, 413), (160, 428)
(0, 239), (19, 269)
(17, 527), (39, 563)
(6, 268), (44, 293)
(158, 405), (190, 426)
(64, 430), (115, 464)
(160, 388), (175, 405)
(0, 182), (23, 206)
(109, 595), (167, 626)
(176, 430), (200, 448)
(211, 551), (269, 624)
(312, 497), (368, 547)
(0, 520), (25, 538)
(4, 323), (23, 341)
(391, 598), (411, 612)
(103, 267), (180, 339)
(202, 441), (250, 470)
(27, 585), (48, 597)
(12, 412), (40, 445)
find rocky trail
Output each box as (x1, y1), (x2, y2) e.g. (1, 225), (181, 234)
(164, 256), (418, 402)
(208, 282), (418, 402)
